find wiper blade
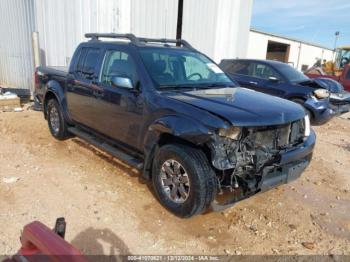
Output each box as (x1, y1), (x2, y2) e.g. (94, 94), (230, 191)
(198, 83), (236, 88)
(158, 85), (194, 91)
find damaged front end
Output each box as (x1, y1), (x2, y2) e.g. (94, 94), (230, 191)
(207, 116), (315, 211)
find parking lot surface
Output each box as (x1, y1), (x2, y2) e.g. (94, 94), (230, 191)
(0, 110), (349, 255)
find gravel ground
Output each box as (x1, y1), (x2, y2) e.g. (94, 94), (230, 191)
(0, 109), (349, 256)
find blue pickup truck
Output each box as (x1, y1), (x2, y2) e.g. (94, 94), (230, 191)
(34, 34), (315, 218)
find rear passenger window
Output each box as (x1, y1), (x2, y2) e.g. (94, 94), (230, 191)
(225, 61), (251, 76)
(77, 48), (101, 78)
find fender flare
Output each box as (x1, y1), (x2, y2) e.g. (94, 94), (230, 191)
(43, 80), (73, 124)
(142, 115), (213, 180)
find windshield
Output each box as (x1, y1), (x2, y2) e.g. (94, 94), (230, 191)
(276, 63), (309, 83)
(140, 48), (234, 89)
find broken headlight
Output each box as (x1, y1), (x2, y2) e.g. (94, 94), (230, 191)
(313, 89), (330, 99)
(218, 126), (241, 140)
(304, 115), (311, 137)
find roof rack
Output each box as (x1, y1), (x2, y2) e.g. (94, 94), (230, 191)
(84, 33), (193, 49)
(138, 37), (193, 49)
(85, 33), (140, 44)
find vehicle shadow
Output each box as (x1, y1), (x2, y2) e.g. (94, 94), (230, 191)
(70, 227), (130, 260)
(71, 138), (146, 182)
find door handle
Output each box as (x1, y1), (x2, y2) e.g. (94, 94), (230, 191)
(249, 81), (258, 85)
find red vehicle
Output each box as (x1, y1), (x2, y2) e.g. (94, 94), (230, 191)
(306, 64), (350, 92)
(5, 218), (88, 262)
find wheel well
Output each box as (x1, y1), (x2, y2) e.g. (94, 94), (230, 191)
(289, 96), (306, 103)
(289, 97), (314, 118)
(143, 133), (212, 180)
(43, 92), (57, 119)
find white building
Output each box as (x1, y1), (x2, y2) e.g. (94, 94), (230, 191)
(247, 29), (334, 71)
(0, 0), (253, 93)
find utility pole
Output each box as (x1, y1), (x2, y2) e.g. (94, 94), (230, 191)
(176, 0), (184, 40)
(334, 31), (340, 51)
(333, 31), (340, 60)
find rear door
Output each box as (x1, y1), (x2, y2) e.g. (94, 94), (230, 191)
(66, 47), (103, 127)
(220, 61), (264, 90)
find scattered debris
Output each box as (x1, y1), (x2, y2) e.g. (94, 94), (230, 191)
(288, 224), (297, 230)
(0, 92), (22, 112)
(0, 92), (18, 100)
(224, 249), (231, 255)
(302, 242), (316, 250)
(2, 177), (20, 184)
(14, 107), (23, 112)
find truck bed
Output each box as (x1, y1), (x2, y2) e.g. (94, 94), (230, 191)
(35, 66), (69, 104)
(38, 66), (68, 77)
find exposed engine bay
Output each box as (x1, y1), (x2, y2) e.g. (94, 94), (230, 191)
(209, 119), (307, 195)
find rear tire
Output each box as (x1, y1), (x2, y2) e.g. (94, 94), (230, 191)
(47, 99), (70, 140)
(152, 144), (217, 218)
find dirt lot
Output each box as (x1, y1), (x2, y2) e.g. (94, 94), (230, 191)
(0, 109), (349, 256)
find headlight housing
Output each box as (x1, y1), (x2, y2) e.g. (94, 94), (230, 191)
(304, 115), (311, 137)
(313, 89), (330, 99)
(218, 126), (241, 140)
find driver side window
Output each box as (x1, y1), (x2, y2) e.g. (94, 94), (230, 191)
(184, 56), (210, 80)
(100, 50), (137, 86)
(252, 63), (281, 80)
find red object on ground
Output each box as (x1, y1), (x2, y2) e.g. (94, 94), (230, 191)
(8, 221), (88, 262)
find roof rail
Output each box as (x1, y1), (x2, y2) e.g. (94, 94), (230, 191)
(138, 38), (193, 49)
(85, 33), (140, 45)
(84, 33), (193, 49)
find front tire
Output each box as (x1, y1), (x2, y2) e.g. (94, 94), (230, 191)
(152, 144), (217, 218)
(47, 99), (70, 140)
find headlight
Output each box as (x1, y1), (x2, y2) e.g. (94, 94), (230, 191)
(218, 126), (241, 140)
(304, 115), (311, 137)
(313, 89), (330, 99)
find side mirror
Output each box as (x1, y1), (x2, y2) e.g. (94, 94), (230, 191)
(268, 76), (280, 83)
(111, 76), (134, 89)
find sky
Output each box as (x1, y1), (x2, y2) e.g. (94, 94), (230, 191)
(251, 0), (350, 49)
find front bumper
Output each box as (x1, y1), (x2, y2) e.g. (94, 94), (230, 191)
(211, 130), (316, 211)
(329, 92), (350, 115)
(305, 98), (335, 125)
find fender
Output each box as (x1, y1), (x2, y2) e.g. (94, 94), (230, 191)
(43, 80), (74, 125)
(142, 115), (214, 180)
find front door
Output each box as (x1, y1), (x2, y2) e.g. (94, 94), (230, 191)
(91, 48), (144, 150)
(250, 62), (286, 97)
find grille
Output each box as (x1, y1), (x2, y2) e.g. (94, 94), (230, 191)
(252, 119), (305, 150)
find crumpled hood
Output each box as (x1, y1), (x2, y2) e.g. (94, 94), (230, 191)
(313, 78), (344, 93)
(165, 87), (305, 127)
(299, 78), (344, 93)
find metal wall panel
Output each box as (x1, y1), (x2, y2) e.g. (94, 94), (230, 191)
(34, 0), (178, 67)
(0, 0), (251, 91)
(34, 0), (132, 67)
(130, 0), (178, 39)
(0, 0), (35, 91)
(182, 0), (253, 62)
